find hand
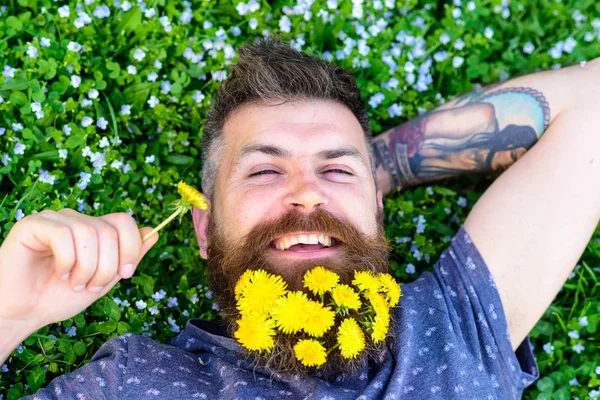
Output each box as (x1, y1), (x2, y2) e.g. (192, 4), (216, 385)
(0, 208), (159, 331)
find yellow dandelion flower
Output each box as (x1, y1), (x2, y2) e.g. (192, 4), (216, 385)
(293, 339), (327, 367)
(352, 271), (380, 293)
(337, 317), (365, 359)
(303, 300), (335, 338)
(366, 290), (390, 318)
(303, 266), (340, 296)
(371, 312), (390, 344)
(234, 313), (276, 352)
(177, 180), (208, 210)
(377, 273), (402, 307)
(142, 180), (208, 242)
(234, 270), (254, 301)
(271, 291), (310, 334)
(330, 284), (362, 310)
(236, 270), (288, 317)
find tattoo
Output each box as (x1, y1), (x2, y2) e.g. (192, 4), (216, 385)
(374, 86), (551, 191)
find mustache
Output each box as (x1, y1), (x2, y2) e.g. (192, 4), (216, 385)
(237, 206), (382, 251)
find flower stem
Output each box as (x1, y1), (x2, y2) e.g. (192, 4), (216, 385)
(142, 208), (182, 242)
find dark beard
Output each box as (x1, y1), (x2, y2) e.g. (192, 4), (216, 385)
(206, 206), (394, 377)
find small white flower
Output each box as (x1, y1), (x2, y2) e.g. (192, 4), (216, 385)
(133, 48), (146, 62)
(466, 1), (475, 10)
(154, 60), (162, 69)
(63, 124), (72, 136)
(439, 33), (450, 45)
(0, 96), (4, 105)
(92, 5), (111, 18)
(81, 116), (94, 128)
(35, 110), (45, 119)
(27, 46), (38, 58)
(192, 90), (205, 104)
(31, 102), (42, 112)
(67, 41), (82, 52)
(231, 26), (242, 36)
(147, 96), (160, 108)
(58, 5), (70, 18)
(121, 105), (131, 116)
(145, 155), (155, 164)
(14, 143), (26, 155)
(12, 123), (23, 132)
(98, 137), (110, 149)
(406, 263), (416, 274)
(40, 37), (51, 47)
(15, 209), (25, 221)
(484, 27), (494, 39)
(147, 72), (158, 82)
(572, 343), (585, 354)
(136, 300), (147, 310)
(451, 8), (461, 19)
(58, 149), (68, 159)
(161, 81), (172, 94)
(88, 89), (99, 99)
(279, 16), (291, 33)
(121, 1), (132, 12)
(81, 99), (93, 108)
(523, 42), (535, 54)
(457, 196), (467, 207)
(236, 2), (249, 16)
(127, 65), (137, 75)
(249, 18), (258, 30)
(452, 56), (464, 68)
(543, 342), (554, 354)
(579, 316), (589, 327)
(454, 38), (465, 50)
(71, 75), (82, 88)
(568, 330), (580, 339)
(144, 8), (156, 18)
(387, 103), (403, 118)
(97, 117), (108, 130)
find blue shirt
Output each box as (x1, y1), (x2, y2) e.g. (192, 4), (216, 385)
(24, 225), (539, 399)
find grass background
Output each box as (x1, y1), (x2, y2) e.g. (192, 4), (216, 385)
(1, 0), (600, 398)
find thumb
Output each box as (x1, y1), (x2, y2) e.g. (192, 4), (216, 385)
(139, 227), (160, 260)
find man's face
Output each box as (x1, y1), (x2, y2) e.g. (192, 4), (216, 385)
(194, 99), (391, 374)
(196, 98), (387, 308)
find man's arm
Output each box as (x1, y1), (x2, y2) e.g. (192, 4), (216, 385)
(373, 70), (564, 195)
(462, 59), (600, 350)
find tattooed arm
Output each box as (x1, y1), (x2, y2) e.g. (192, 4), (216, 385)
(374, 77), (553, 195)
(404, 58), (600, 351)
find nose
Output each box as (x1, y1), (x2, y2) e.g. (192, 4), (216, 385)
(283, 170), (328, 212)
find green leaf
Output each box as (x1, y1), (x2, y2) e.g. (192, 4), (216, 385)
(73, 341), (87, 356)
(27, 366), (46, 393)
(104, 299), (122, 321)
(165, 154), (194, 165)
(9, 91), (28, 106)
(536, 376), (555, 392)
(120, 6), (142, 34)
(131, 274), (155, 297)
(97, 320), (118, 334)
(117, 321), (132, 335)
(67, 133), (85, 149)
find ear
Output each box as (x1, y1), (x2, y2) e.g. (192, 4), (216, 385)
(192, 202), (211, 260)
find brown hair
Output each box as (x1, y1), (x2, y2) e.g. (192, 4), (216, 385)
(200, 35), (377, 203)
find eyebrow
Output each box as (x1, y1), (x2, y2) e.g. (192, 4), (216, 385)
(231, 143), (368, 174)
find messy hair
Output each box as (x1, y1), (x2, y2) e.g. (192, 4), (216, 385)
(200, 35), (377, 203)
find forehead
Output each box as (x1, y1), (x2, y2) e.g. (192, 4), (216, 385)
(221, 99), (368, 167)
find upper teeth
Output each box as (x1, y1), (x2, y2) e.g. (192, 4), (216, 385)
(274, 233), (335, 250)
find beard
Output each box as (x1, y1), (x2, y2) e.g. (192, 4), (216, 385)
(206, 206), (394, 377)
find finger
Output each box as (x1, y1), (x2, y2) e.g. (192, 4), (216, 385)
(39, 210), (100, 291)
(85, 222), (119, 292)
(14, 214), (76, 280)
(98, 213), (143, 279)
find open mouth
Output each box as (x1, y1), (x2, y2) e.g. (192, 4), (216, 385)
(269, 233), (344, 253)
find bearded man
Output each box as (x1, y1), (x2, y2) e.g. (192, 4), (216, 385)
(2, 36), (600, 399)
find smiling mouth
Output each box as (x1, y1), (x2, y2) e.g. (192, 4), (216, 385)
(269, 233), (344, 253)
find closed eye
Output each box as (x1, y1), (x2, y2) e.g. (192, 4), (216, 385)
(249, 169), (353, 177)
